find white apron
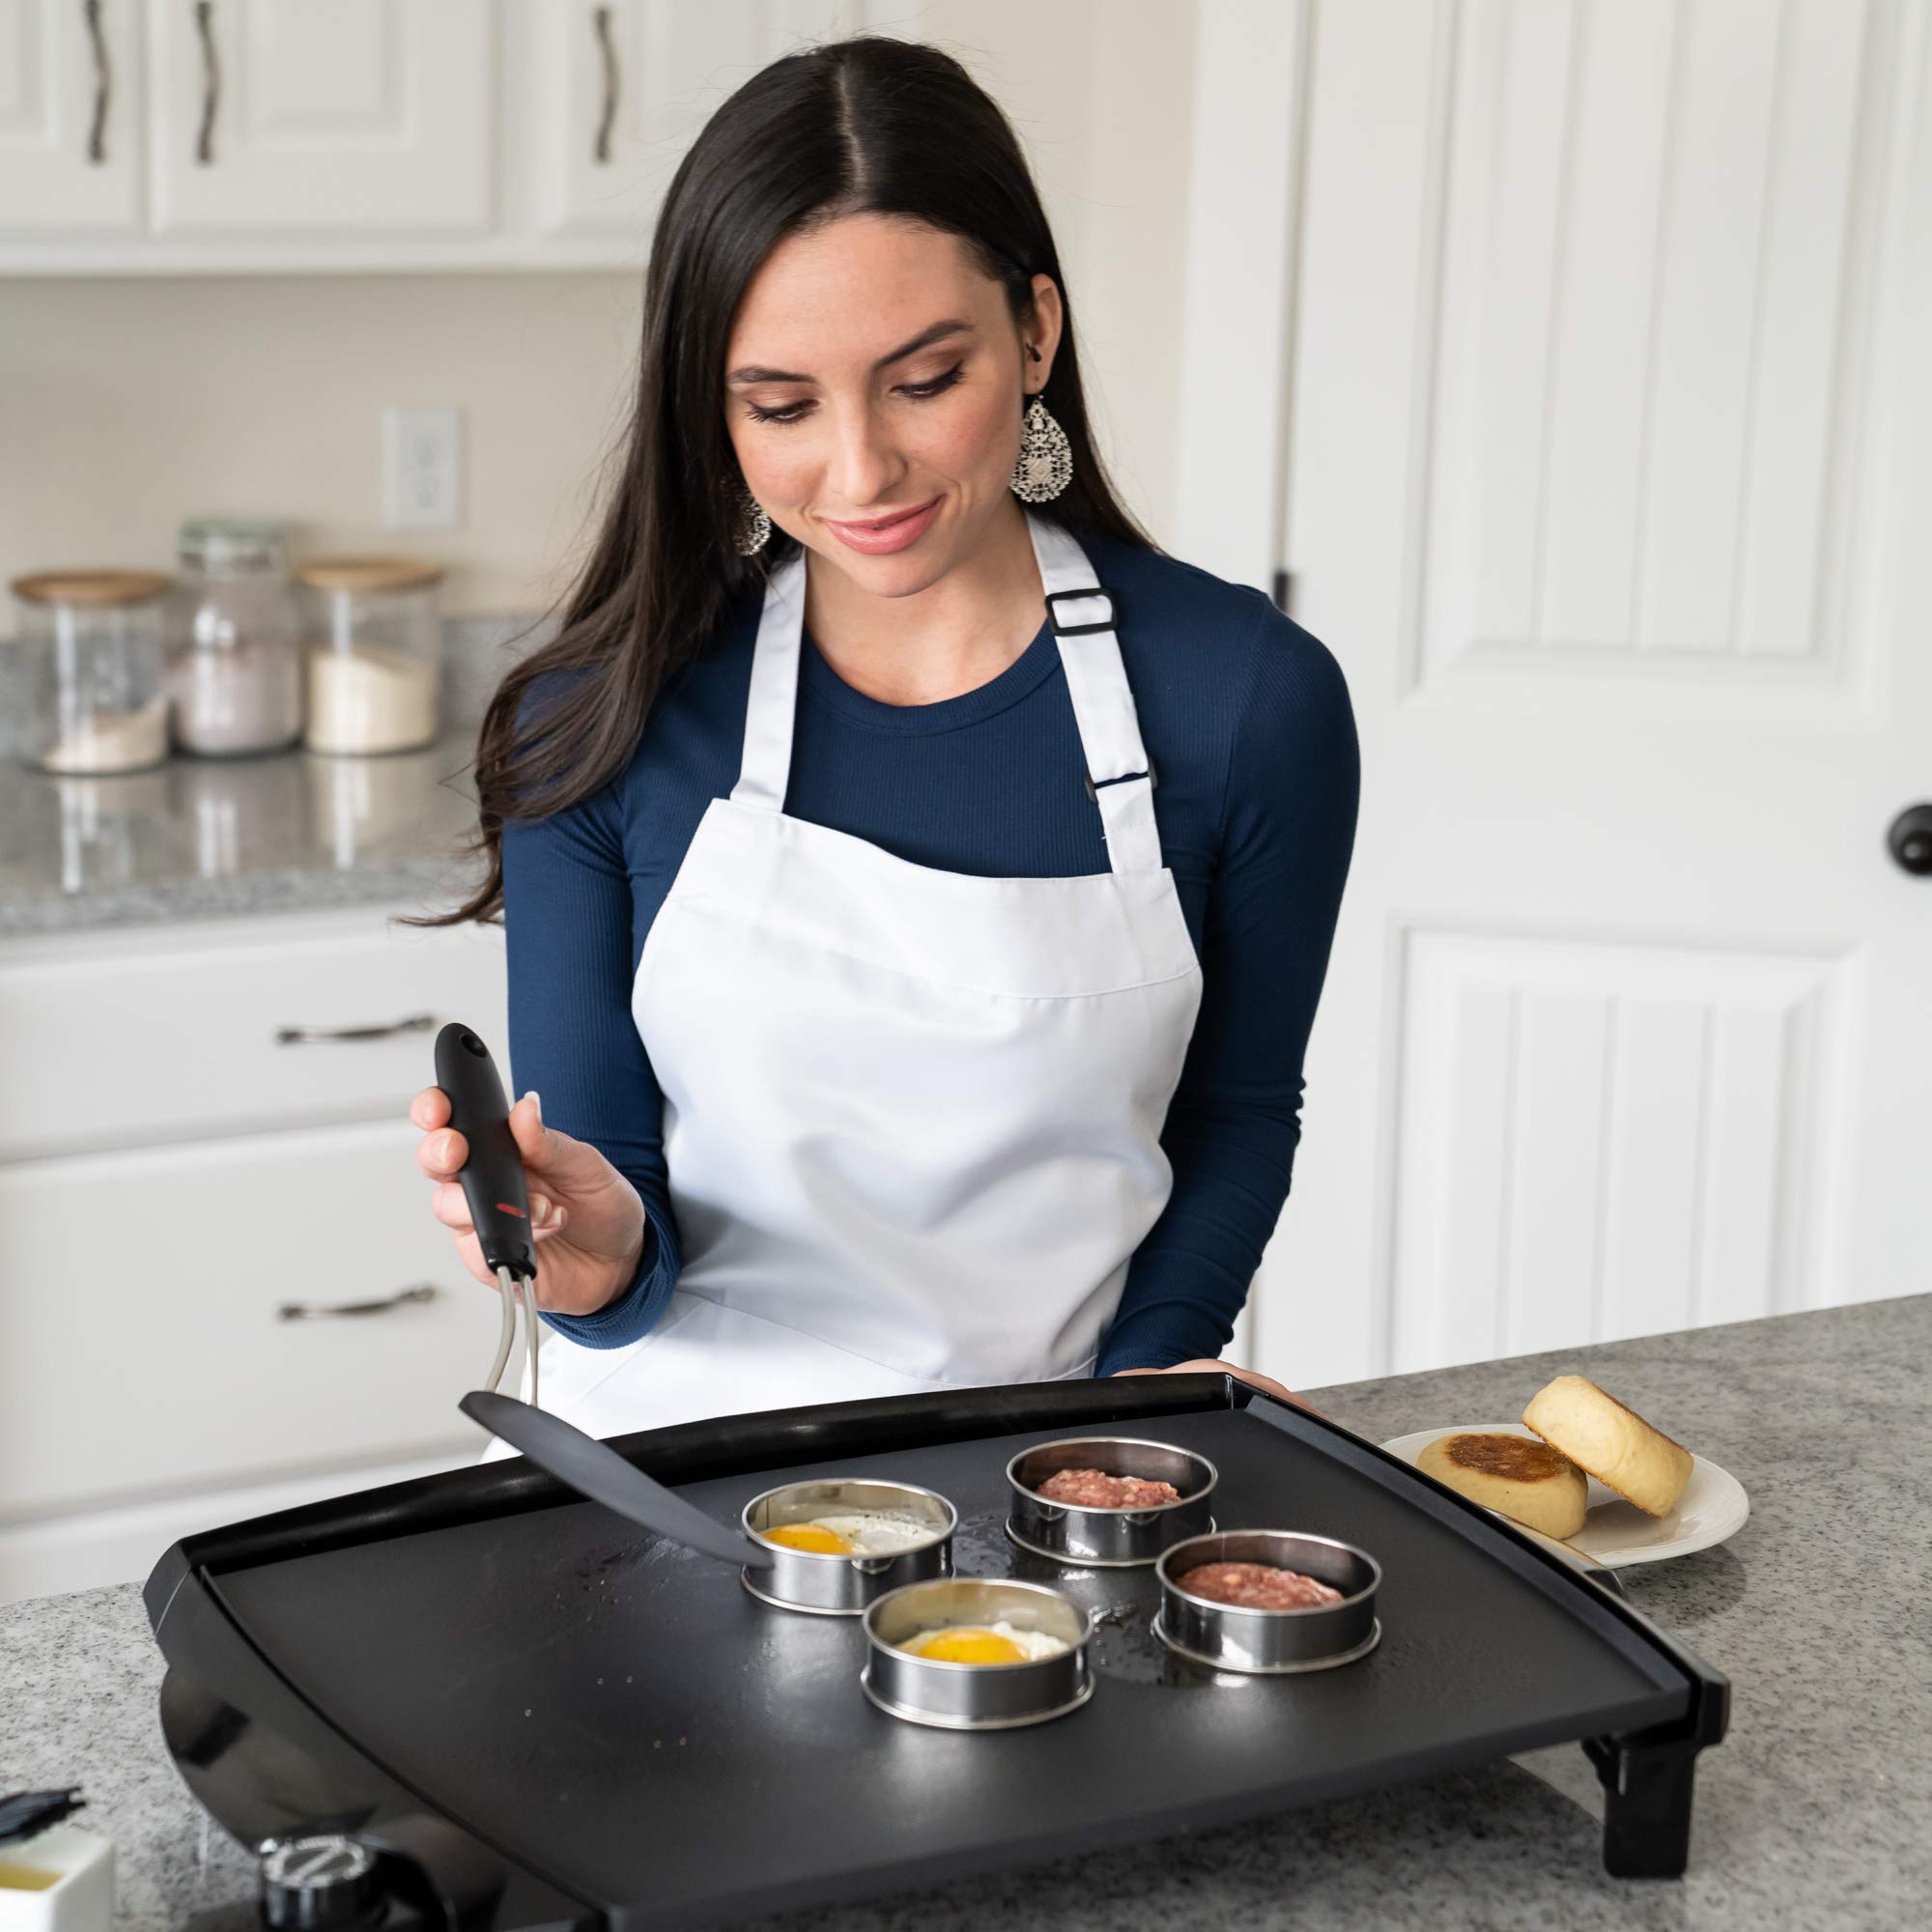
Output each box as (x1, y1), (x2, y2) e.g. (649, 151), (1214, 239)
(531, 511), (1204, 1437)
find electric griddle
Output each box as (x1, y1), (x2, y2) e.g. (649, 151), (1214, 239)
(144, 1376), (1728, 1929)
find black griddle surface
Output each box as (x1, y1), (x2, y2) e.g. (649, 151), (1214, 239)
(213, 1403), (1686, 1924)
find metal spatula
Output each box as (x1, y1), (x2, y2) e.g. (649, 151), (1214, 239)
(434, 1022), (540, 1409)
(461, 1389), (775, 1569)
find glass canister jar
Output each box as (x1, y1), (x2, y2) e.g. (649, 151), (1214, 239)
(296, 558), (444, 755)
(169, 516), (304, 756)
(10, 570), (173, 774)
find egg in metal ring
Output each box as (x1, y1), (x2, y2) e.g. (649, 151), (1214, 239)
(758, 1509), (938, 1557)
(897, 1619), (1071, 1664)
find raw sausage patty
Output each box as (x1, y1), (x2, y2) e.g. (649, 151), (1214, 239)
(1035, 1467), (1182, 1509)
(1178, 1560), (1343, 1608)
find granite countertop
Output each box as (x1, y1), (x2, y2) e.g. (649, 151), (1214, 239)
(0, 618), (534, 937)
(5, 1295), (1926, 1929)
(0, 724), (489, 936)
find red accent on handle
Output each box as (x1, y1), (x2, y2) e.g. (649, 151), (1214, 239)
(495, 1202), (527, 1218)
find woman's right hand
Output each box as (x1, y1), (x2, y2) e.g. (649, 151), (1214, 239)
(412, 1086), (647, 1318)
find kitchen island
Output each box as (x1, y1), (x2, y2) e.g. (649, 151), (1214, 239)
(5, 1294), (1925, 1930)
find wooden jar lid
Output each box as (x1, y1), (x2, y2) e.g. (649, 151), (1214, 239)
(11, 569), (173, 607)
(295, 557), (445, 594)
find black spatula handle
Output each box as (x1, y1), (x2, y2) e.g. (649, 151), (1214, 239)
(434, 1021), (535, 1279)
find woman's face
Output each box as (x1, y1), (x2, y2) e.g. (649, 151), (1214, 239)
(723, 213), (1063, 595)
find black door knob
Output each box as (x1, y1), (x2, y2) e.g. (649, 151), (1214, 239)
(1889, 804), (1932, 876)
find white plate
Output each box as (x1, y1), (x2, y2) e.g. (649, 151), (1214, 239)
(1378, 1423), (1749, 1569)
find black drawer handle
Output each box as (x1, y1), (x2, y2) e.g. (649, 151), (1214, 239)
(592, 5), (619, 164)
(274, 1012), (437, 1045)
(84, 0), (110, 163)
(277, 1284), (438, 1321)
(194, 0), (219, 165)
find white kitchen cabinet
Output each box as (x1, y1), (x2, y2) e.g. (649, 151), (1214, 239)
(0, 0), (878, 268)
(3, 0), (1144, 276)
(0, 0), (144, 230)
(0, 0), (1151, 273)
(144, 0), (491, 234)
(0, 902), (513, 1604)
(538, 0), (841, 238)
(0, 1118), (495, 1516)
(0, 903), (513, 1162)
(0, 1447), (471, 1604)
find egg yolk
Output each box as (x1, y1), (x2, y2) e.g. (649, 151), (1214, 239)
(764, 1522), (854, 1554)
(904, 1627), (1028, 1663)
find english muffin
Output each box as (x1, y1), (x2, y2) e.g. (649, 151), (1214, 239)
(1415, 1431), (1588, 1539)
(1522, 1375), (1692, 1518)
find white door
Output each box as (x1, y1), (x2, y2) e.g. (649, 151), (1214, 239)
(537, 0), (840, 238)
(1261, 0), (1932, 1388)
(0, 0), (144, 230)
(146, 0), (489, 233)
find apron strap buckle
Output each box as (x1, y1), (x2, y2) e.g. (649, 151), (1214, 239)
(1084, 760), (1157, 802)
(1045, 586), (1117, 638)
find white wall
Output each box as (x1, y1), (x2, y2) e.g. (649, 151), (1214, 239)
(0, 272), (641, 616)
(0, 3), (1202, 617)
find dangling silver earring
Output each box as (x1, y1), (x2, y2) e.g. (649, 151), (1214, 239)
(732, 482), (771, 556)
(1009, 393), (1073, 503)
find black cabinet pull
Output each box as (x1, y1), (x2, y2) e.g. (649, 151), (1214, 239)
(277, 1284), (439, 1321)
(83, 0), (110, 163)
(194, 0), (219, 164)
(593, 5), (618, 164)
(273, 1011), (438, 1046)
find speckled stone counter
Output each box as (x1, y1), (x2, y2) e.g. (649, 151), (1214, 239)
(5, 1295), (1925, 1930)
(0, 618), (533, 936)
(0, 725), (488, 935)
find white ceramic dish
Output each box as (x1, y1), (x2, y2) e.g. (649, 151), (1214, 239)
(1380, 1422), (1749, 1569)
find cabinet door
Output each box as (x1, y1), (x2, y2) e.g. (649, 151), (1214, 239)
(0, 0), (144, 230)
(540, 0), (840, 238)
(146, 0), (489, 233)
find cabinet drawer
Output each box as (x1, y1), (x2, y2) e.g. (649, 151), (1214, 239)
(0, 908), (508, 1162)
(0, 1449), (470, 1607)
(0, 1119), (507, 1516)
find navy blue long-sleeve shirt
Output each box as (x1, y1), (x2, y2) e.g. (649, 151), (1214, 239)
(501, 531), (1357, 1376)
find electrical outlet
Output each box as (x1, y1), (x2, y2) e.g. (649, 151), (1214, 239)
(384, 406), (463, 530)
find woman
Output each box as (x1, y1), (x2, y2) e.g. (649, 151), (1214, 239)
(412, 36), (1358, 1433)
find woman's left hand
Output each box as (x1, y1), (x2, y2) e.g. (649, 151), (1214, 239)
(1113, 1359), (1324, 1415)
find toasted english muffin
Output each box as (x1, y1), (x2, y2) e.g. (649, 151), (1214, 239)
(1415, 1431), (1588, 1539)
(1522, 1375), (1692, 1518)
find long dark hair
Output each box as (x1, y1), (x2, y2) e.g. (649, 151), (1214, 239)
(419, 34), (1154, 929)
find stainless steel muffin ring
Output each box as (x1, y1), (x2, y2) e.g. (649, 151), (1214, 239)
(1005, 1435), (1218, 1568)
(740, 1477), (956, 1616)
(861, 1577), (1095, 1729)
(1151, 1529), (1382, 1675)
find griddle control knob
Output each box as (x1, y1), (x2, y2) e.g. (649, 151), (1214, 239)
(259, 1835), (383, 1929)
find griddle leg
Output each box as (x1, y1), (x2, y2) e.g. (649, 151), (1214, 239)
(1583, 1731), (1701, 1878)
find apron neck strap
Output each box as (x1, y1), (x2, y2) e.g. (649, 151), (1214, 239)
(730, 554), (808, 811)
(1028, 513), (1163, 874)
(730, 514), (1163, 875)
